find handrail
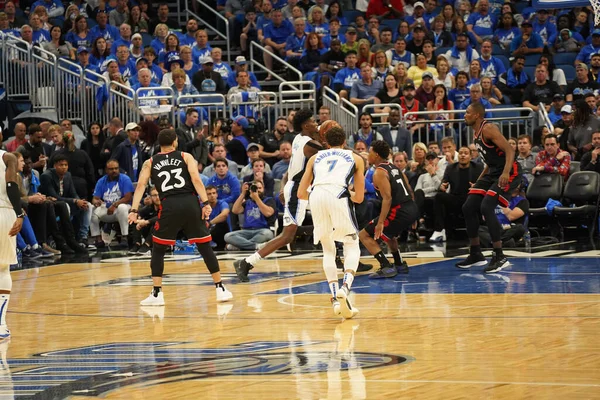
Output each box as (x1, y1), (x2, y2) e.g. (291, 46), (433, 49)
(278, 80), (317, 115)
(249, 41), (302, 83)
(187, 0), (230, 64)
(538, 102), (554, 132)
(361, 103), (403, 126)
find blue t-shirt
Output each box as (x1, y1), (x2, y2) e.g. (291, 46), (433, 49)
(117, 59), (137, 81)
(93, 174), (134, 207)
(460, 97), (493, 118)
(533, 19), (557, 45)
(466, 12), (497, 38)
(65, 31), (94, 49)
(131, 82), (165, 106)
(213, 62), (233, 82)
(576, 44), (600, 64)
(243, 197), (275, 229)
(478, 56), (506, 84)
(90, 25), (120, 45)
(333, 67), (361, 90)
(494, 27), (520, 49)
(264, 20), (294, 45)
(32, 30), (50, 46)
(449, 87), (471, 109)
(510, 33), (544, 53)
(389, 50), (413, 68)
(209, 199), (229, 221)
(306, 23), (330, 36)
(192, 44), (213, 65)
(111, 38), (131, 55)
(285, 34), (307, 55)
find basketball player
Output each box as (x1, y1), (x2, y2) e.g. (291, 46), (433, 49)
(456, 103), (521, 273)
(359, 141), (418, 279)
(234, 109), (323, 282)
(0, 151), (24, 341)
(298, 126), (365, 319)
(127, 129), (232, 305)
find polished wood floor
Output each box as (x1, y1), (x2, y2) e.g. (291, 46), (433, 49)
(1, 253), (599, 399)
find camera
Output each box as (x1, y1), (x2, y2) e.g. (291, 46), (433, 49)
(216, 118), (232, 134)
(250, 184), (258, 193)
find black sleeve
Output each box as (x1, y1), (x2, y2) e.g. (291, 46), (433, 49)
(514, 198), (529, 215)
(198, 138), (209, 167)
(263, 197), (277, 225)
(191, 71), (202, 92)
(580, 153), (592, 170)
(565, 80), (575, 96)
(215, 74), (226, 94)
(522, 83), (534, 103)
(138, 204), (154, 219)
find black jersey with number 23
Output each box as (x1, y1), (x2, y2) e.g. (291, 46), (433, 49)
(151, 151), (196, 198)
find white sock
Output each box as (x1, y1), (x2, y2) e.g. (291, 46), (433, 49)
(329, 281), (339, 298)
(246, 252), (262, 266)
(343, 272), (354, 290)
(0, 294), (9, 326)
(32, 244), (40, 250)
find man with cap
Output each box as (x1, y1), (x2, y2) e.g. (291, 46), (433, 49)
(445, 32), (479, 73)
(407, 24), (427, 55)
(161, 52), (192, 87)
(467, 0), (497, 44)
(341, 26), (359, 53)
(263, 8), (294, 80)
(225, 116), (252, 166)
(405, 2), (426, 29)
(566, 63), (600, 102)
(227, 70), (265, 118)
(365, 0), (404, 20)
(415, 71), (435, 105)
(130, 33), (144, 59)
(554, 105), (573, 151)
(532, 9), (557, 47)
(510, 20), (544, 57)
(111, 122), (146, 182)
(191, 56), (226, 94)
(226, 56), (260, 89)
(548, 94), (566, 125)
(240, 143), (273, 178)
(400, 82), (427, 138)
(75, 46), (98, 73)
(576, 29), (600, 66)
(333, 50), (361, 99)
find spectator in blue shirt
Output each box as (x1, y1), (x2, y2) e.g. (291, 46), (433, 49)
(285, 18), (307, 67)
(333, 50), (361, 99)
(192, 29), (212, 65)
(422, 0), (439, 29)
(494, 12), (521, 50)
(111, 122), (146, 182)
(350, 62), (384, 111)
(65, 16), (94, 49)
(114, 45), (137, 81)
(576, 29), (600, 65)
(306, 6), (329, 36)
(467, 0), (497, 44)
(207, 158), (241, 205)
(206, 184), (230, 251)
(31, 0), (64, 18)
(459, 83), (493, 118)
(477, 40), (506, 84)
(263, 9), (294, 80)
(110, 24), (132, 55)
(449, 72), (471, 109)
(90, 11), (120, 47)
(226, 56), (261, 89)
(510, 21), (544, 56)
(271, 141), (291, 180)
(532, 9), (557, 47)
(90, 159), (134, 249)
(132, 68), (167, 106)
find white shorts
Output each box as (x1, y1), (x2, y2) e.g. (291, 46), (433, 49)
(0, 208), (16, 265)
(283, 181), (307, 227)
(309, 187), (358, 245)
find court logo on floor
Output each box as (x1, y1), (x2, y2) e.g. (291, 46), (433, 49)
(6, 341), (412, 397)
(88, 271), (315, 287)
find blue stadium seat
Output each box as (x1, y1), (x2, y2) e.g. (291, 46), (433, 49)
(345, 10), (363, 25)
(495, 55), (510, 70)
(523, 66), (535, 79)
(524, 54), (540, 67)
(381, 19), (401, 33)
(492, 44), (506, 56)
(434, 46), (450, 57)
(515, 2), (529, 13)
(87, 18), (97, 29)
(560, 64), (576, 82)
(553, 52), (577, 65)
(141, 33), (153, 48)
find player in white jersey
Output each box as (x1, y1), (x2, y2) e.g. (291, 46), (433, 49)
(298, 126), (365, 319)
(234, 109), (323, 282)
(0, 151), (25, 340)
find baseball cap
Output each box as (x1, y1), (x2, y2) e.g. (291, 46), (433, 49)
(553, 93), (564, 101)
(521, 20), (533, 27)
(425, 151), (438, 160)
(346, 27), (357, 33)
(422, 71), (434, 80)
(76, 46), (89, 55)
(576, 63), (589, 70)
(235, 55), (247, 65)
(413, 24), (425, 31)
(125, 122), (141, 131)
(561, 105), (573, 114)
(414, 1), (425, 8)
(233, 115), (249, 129)
(403, 82), (416, 90)
(136, 57), (149, 65)
(201, 56), (214, 65)
(132, 33), (142, 40)
(592, 29), (600, 36)
(538, 8), (548, 13)
(246, 142), (260, 151)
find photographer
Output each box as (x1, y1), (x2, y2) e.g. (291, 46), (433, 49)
(242, 158), (275, 197)
(224, 180), (276, 251)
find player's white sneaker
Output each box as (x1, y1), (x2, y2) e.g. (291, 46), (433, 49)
(337, 285), (359, 319)
(140, 292), (165, 306)
(216, 286), (233, 302)
(331, 298), (341, 316)
(0, 325), (10, 341)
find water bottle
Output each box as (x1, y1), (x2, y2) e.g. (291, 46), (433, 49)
(524, 230), (531, 252)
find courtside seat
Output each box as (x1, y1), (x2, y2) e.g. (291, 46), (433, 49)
(526, 173), (564, 221)
(570, 161), (580, 175)
(553, 172), (600, 240)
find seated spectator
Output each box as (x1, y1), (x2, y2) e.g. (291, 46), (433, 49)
(480, 77), (503, 105)
(191, 29), (212, 66)
(90, 159), (134, 248)
(271, 141), (292, 180)
(496, 56), (530, 105)
(179, 46), (199, 80)
(150, 3), (179, 32)
(48, 131), (95, 200)
(128, 186), (160, 256)
(477, 40), (505, 85)
(300, 32), (327, 74)
(366, 0), (403, 20)
(161, 53), (191, 87)
(407, 25), (427, 55)
(378, 109), (412, 156)
(427, 16), (453, 48)
(47, 124), (64, 155)
(408, 54), (438, 88)
(325, 1), (347, 26)
(426, 84), (456, 143)
(575, 29), (600, 66)
(206, 184), (230, 251)
(459, 83), (492, 118)
(227, 71), (265, 119)
(111, 122), (146, 182)
(548, 94), (566, 125)
(191, 56), (226, 94)
(350, 62), (384, 110)
(341, 27), (359, 53)
(348, 112), (383, 148)
(175, 108), (209, 172)
(203, 144), (240, 179)
(371, 27), (394, 53)
(494, 12), (521, 51)
(114, 45), (136, 81)
(412, 151), (443, 239)
(436, 136), (458, 175)
(128, 5), (150, 35)
(399, 82), (427, 140)
(408, 141), (428, 188)
(209, 48), (232, 82)
(6, 123), (27, 153)
(445, 33), (479, 73)
(478, 183), (529, 248)
(207, 158), (241, 204)
(538, 54), (567, 91)
(429, 146), (483, 242)
(263, 9), (294, 81)
(226, 56), (260, 89)
(533, 134), (571, 180)
(386, 38), (414, 70)
(242, 158), (275, 197)
(393, 151), (411, 176)
(567, 99), (600, 160)
(258, 118), (295, 167)
(467, 59), (482, 88)
(240, 7), (259, 55)
(306, 6), (329, 36)
(435, 56), (454, 91)
(16, 124), (52, 176)
(39, 154), (92, 248)
(580, 131), (600, 173)
(240, 143), (272, 177)
(318, 106), (331, 124)
(531, 9), (556, 47)
(510, 21), (543, 57)
(449, 71), (471, 109)
(111, 24), (133, 55)
(322, 17), (345, 49)
(428, 141), (441, 155)
(319, 38), (346, 77)
(225, 180), (276, 250)
(285, 18), (308, 68)
(466, 0), (497, 44)
(416, 71), (436, 105)
(90, 12), (120, 47)
(333, 50), (361, 100)
(554, 28), (581, 54)
(516, 134), (536, 184)
(43, 25), (75, 59)
(566, 64), (600, 103)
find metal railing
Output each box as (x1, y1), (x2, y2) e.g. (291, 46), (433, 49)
(3, 34), (34, 101)
(57, 58), (86, 124)
(249, 41), (303, 84)
(106, 81), (136, 125)
(339, 97), (359, 137)
(30, 47), (57, 113)
(278, 81), (317, 117)
(228, 90), (277, 129)
(361, 103), (403, 128)
(538, 102), (554, 132)
(134, 86), (176, 123)
(187, 0), (230, 64)
(82, 70), (110, 128)
(176, 93), (227, 127)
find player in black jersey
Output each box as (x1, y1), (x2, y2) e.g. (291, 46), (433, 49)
(359, 140), (419, 279)
(456, 103), (522, 273)
(127, 129), (233, 306)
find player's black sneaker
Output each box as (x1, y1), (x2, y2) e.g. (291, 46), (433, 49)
(357, 261), (373, 272)
(484, 254), (509, 273)
(234, 259), (253, 282)
(335, 256), (344, 269)
(395, 261), (409, 274)
(368, 266), (398, 279)
(455, 253), (487, 269)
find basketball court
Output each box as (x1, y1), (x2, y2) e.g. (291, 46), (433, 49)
(1, 243), (599, 399)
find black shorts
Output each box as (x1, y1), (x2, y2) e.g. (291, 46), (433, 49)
(153, 194), (211, 246)
(364, 201), (419, 242)
(468, 163), (522, 207)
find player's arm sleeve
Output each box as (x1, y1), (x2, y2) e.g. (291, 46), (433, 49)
(4, 153), (24, 217)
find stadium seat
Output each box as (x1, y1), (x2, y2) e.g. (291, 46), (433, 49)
(570, 161), (580, 175)
(559, 64), (576, 82)
(524, 55), (540, 67)
(141, 33), (153, 49)
(526, 173), (564, 231)
(553, 52), (577, 65)
(87, 18), (97, 29)
(345, 10), (363, 25)
(523, 66), (535, 79)
(434, 46), (450, 58)
(515, 2), (529, 13)
(495, 55), (510, 70)
(381, 19), (401, 32)
(492, 44), (506, 56)
(553, 171), (600, 240)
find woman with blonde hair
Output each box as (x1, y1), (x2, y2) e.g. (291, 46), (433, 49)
(480, 76), (503, 105)
(150, 23), (169, 56)
(409, 142), (428, 188)
(357, 39), (374, 66)
(467, 59), (482, 88)
(33, 6), (51, 31)
(307, 6), (329, 36)
(372, 50), (393, 82)
(435, 56), (455, 90)
(63, 4), (80, 32)
(394, 63), (411, 88)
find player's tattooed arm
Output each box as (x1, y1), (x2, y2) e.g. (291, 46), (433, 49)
(297, 155), (316, 201)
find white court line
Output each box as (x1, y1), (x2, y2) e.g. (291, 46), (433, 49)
(550, 280), (585, 283)
(191, 377), (600, 388)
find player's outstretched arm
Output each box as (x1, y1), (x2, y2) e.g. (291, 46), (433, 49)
(298, 155), (316, 201)
(128, 159), (152, 224)
(3, 152), (23, 236)
(351, 153), (365, 204)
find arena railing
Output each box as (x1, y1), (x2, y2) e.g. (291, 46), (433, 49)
(186, 0), (231, 64)
(228, 90), (278, 130)
(3, 34), (35, 102)
(361, 103), (403, 128)
(538, 102), (554, 132)
(0, 33), (5, 89)
(278, 81), (317, 118)
(176, 93), (227, 128)
(322, 86), (341, 126)
(134, 86), (176, 123)
(249, 42), (303, 85)
(30, 47), (58, 114)
(82, 70), (110, 128)
(339, 97), (359, 137)
(107, 81), (137, 126)
(57, 58), (88, 126)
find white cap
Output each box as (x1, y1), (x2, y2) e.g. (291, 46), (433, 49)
(414, 1), (425, 8)
(125, 122), (141, 131)
(561, 105), (573, 114)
